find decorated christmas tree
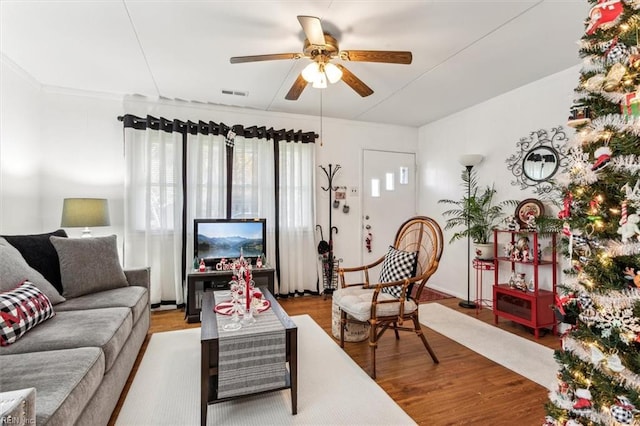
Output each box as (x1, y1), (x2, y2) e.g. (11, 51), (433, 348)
(545, 1), (640, 425)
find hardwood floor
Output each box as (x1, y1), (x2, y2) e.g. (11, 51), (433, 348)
(109, 295), (561, 426)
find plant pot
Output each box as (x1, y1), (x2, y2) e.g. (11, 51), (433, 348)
(474, 242), (495, 260)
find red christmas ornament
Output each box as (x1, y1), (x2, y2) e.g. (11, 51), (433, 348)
(558, 192), (573, 219)
(592, 146), (612, 171)
(586, 0), (623, 35)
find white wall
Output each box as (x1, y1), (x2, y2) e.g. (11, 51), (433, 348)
(0, 58), (42, 232)
(418, 65), (580, 299)
(38, 89), (125, 240)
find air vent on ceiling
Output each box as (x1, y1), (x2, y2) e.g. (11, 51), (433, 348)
(221, 89), (248, 97)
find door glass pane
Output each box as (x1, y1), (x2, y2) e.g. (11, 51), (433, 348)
(400, 167), (409, 185)
(371, 178), (380, 197)
(385, 173), (395, 191)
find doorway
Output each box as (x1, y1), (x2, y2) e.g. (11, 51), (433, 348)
(361, 149), (417, 274)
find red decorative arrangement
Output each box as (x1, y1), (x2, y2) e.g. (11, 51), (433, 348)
(213, 250), (270, 319)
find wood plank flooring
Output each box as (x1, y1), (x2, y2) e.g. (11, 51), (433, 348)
(109, 295), (561, 426)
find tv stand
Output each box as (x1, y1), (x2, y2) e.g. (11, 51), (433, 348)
(185, 266), (275, 323)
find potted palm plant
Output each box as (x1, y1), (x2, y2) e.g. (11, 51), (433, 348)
(438, 169), (518, 259)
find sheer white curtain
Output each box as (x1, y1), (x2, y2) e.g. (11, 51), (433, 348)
(231, 136), (277, 288)
(185, 132), (227, 267)
(123, 126), (184, 306)
(278, 141), (318, 294)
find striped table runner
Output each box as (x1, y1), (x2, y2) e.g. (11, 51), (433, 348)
(214, 292), (286, 399)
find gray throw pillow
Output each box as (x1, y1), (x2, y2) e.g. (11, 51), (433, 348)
(0, 237), (66, 305)
(50, 235), (128, 299)
(2, 229), (68, 293)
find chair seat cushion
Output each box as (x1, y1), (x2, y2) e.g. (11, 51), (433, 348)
(333, 286), (418, 322)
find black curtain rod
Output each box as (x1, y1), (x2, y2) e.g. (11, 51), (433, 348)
(118, 114), (318, 143)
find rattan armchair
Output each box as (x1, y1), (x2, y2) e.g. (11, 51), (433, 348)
(333, 216), (444, 378)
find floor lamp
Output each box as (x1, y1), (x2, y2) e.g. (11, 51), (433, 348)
(458, 154), (484, 309)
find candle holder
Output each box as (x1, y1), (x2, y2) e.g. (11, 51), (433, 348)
(242, 303), (256, 325)
(222, 280), (242, 331)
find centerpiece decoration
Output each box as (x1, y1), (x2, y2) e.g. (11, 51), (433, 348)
(231, 251), (257, 325)
(214, 249), (270, 327)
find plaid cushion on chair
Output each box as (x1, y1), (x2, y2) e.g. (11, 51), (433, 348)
(378, 246), (417, 298)
(0, 281), (55, 346)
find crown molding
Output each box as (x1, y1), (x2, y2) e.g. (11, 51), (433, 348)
(41, 84), (124, 101)
(1, 53), (42, 90)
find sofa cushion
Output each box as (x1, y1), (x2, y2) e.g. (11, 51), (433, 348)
(50, 235), (128, 299)
(0, 307), (132, 372)
(55, 286), (148, 324)
(2, 229), (67, 294)
(0, 281), (55, 346)
(0, 237), (66, 305)
(0, 347), (105, 426)
(333, 286), (418, 322)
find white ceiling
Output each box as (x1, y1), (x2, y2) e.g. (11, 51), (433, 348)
(0, 0), (588, 128)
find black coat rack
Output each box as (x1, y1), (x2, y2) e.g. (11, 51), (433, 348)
(319, 163), (340, 296)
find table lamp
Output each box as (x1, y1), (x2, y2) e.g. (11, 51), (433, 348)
(61, 198), (110, 237)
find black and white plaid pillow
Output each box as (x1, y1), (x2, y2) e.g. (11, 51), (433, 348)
(0, 281), (55, 346)
(378, 246), (417, 298)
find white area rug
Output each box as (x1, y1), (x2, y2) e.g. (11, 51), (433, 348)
(116, 314), (415, 426)
(419, 303), (557, 390)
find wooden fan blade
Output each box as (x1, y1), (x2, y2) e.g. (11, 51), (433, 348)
(230, 53), (301, 64)
(297, 15), (325, 46)
(285, 74), (308, 100)
(340, 50), (412, 64)
(335, 64), (373, 97)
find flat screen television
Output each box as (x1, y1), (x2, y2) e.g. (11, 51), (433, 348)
(194, 218), (266, 266)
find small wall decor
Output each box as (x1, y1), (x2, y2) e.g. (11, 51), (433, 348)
(506, 126), (569, 199)
(515, 198), (544, 230)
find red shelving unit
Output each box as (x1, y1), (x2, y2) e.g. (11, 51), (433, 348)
(492, 230), (557, 338)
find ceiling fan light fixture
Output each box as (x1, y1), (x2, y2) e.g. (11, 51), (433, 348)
(302, 62), (321, 83)
(231, 15), (412, 100)
(312, 72), (327, 89)
(324, 62), (342, 84)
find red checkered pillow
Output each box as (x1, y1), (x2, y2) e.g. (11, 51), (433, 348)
(0, 281), (55, 346)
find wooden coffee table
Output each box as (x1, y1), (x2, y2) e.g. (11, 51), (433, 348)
(200, 289), (297, 426)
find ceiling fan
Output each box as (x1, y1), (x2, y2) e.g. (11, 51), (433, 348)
(230, 15), (412, 100)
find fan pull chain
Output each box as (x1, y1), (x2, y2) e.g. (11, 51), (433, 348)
(320, 91), (324, 147)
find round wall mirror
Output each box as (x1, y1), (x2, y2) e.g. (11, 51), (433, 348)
(522, 146), (559, 182)
(506, 126), (569, 199)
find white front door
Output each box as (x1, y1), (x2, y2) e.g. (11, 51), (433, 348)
(362, 149), (417, 275)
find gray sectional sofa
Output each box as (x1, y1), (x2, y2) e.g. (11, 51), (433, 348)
(0, 231), (150, 425)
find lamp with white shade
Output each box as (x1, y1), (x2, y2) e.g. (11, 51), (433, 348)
(458, 154), (484, 309)
(61, 198), (110, 238)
